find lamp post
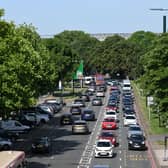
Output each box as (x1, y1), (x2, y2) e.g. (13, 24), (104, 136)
(150, 8), (168, 33)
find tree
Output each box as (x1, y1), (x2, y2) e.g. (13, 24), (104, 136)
(140, 33), (168, 125)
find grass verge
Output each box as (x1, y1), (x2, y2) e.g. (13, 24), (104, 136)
(132, 81), (168, 135)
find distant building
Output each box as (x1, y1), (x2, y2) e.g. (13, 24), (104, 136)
(90, 33), (132, 41)
(41, 33), (132, 40)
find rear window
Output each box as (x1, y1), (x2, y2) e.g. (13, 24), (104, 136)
(74, 122), (86, 125)
(126, 116), (135, 119)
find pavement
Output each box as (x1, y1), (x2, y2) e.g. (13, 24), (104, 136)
(148, 134), (168, 168)
(134, 89), (168, 168)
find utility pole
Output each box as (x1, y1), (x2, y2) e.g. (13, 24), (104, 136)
(150, 8), (168, 33)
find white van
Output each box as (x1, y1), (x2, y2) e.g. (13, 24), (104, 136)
(84, 76), (94, 85)
(0, 120), (30, 134)
(122, 79), (131, 91)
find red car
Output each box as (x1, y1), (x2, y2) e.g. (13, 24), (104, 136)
(98, 130), (117, 146)
(102, 117), (117, 130)
(105, 106), (117, 112)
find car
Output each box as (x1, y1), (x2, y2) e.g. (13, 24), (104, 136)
(99, 84), (107, 92)
(124, 111), (136, 118)
(70, 105), (82, 115)
(102, 117), (117, 130)
(123, 108), (135, 117)
(105, 105), (117, 113)
(44, 101), (62, 112)
(104, 111), (118, 121)
(79, 93), (90, 102)
(124, 115), (137, 126)
(94, 139), (114, 158)
(85, 89), (94, 96)
(96, 90), (105, 97)
(31, 137), (51, 153)
(92, 97), (103, 106)
(127, 125), (144, 138)
(0, 128), (19, 141)
(20, 106), (54, 118)
(0, 120), (31, 134)
(107, 101), (118, 112)
(98, 130), (117, 146)
(0, 137), (12, 150)
(93, 165), (110, 168)
(72, 120), (89, 134)
(60, 113), (74, 125)
(38, 104), (54, 116)
(128, 134), (147, 150)
(81, 109), (95, 121)
(19, 113), (39, 128)
(72, 99), (86, 107)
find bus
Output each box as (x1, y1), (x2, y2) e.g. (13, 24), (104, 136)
(0, 150), (26, 168)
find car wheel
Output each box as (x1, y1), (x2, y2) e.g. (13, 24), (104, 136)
(41, 119), (46, 124)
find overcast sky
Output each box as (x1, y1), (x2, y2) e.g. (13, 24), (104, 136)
(1, 0), (168, 36)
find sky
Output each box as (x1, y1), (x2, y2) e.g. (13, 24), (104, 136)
(1, 0), (168, 36)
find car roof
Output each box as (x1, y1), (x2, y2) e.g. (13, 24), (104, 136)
(97, 139), (111, 142)
(100, 130), (116, 135)
(83, 109), (93, 112)
(129, 124), (140, 128)
(74, 120), (86, 124)
(93, 165), (110, 168)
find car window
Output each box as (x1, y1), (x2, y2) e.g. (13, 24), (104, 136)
(15, 121), (22, 126)
(101, 132), (114, 137)
(129, 127), (141, 131)
(97, 141), (111, 147)
(126, 116), (135, 119)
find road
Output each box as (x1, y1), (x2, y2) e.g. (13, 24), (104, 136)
(12, 86), (152, 168)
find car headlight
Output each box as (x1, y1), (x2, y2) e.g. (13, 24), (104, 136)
(141, 141), (145, 144)
(129, 140), (133, 144)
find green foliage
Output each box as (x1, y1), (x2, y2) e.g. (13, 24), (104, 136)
(139, 33), (168, 125)
(0, 19), (51, 117)
(0, 9), (4, 18)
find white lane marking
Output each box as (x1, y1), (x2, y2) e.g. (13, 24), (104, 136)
(77, 93), (109, 167)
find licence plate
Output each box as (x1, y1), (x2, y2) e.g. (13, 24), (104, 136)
(100, 152), (107, 155)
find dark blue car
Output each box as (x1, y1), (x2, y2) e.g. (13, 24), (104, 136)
(81, 109), (95, 121)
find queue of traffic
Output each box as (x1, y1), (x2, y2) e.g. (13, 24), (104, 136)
(0, 78), (148, 168)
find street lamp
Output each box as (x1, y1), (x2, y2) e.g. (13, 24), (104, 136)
(150, 8), (168, 33)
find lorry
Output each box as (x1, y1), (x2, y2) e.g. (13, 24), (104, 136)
(95, 74), (105, 86)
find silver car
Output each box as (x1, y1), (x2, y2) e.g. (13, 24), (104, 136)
(72, 120), (89, 134)
(127, 124), (143, 138)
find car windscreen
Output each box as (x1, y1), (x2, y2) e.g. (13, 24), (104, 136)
(126, 116), (135, 119)
(84, 111), (92, 114)
(129, 127), (141, 131)
(106, 112), (116, 115)
(101, 132), (114, 137)
(97, 141), (111, 147)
